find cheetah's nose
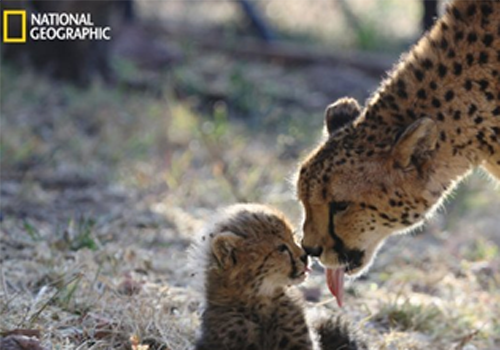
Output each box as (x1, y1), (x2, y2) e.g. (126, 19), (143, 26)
(302, 244), (323, 257)
(300, 254), (308, 264)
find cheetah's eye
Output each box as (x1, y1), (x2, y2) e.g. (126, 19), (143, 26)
(330, 201), (350, 212)
(278, 244), (288, 252)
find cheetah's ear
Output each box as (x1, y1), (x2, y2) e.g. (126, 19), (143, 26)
(392, 117), (438, 169)
(211, 232), (242, 269)
(325, 97), (361, 135)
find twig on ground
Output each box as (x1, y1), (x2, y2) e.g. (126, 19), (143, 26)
(453, 329), (480, 349)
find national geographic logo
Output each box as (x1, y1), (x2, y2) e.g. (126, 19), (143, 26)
(2, 10), (111, 43)
(3, 10), (27, 43)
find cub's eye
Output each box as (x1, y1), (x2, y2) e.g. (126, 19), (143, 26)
(330, 201), (350, 212)
(278, 244), (288, 252)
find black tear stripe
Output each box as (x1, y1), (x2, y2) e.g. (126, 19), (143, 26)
(283, 246), (298, 279)
(328, 203), (365, 272)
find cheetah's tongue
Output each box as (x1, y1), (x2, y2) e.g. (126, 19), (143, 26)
(326, 268), (344, 307)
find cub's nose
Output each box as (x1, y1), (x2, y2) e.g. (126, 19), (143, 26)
(302, 243), (323, 257)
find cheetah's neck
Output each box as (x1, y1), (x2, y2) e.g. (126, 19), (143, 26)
(355, 1), (500, 202)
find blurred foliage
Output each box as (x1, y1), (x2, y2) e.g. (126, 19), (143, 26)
(138, 0), (422, 52)
(374, 298), (443, 333)
(464, 238), (499, 262)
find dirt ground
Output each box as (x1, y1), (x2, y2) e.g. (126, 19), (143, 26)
(1, 2), (500, 349)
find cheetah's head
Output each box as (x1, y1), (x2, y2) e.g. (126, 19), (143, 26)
(207, 204), (309, 296)
(297, 97), (440, 304)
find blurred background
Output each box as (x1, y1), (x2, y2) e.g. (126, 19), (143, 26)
(1, 1), (499, 349)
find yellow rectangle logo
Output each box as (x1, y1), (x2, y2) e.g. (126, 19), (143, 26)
(3, 10), (27, 43)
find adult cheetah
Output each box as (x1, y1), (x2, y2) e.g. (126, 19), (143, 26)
(191, 204), (367, 350)
(297, 0), (500, 305)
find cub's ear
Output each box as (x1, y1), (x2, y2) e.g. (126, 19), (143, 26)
(325, 97), (361, 135)
(392, 117), (438, 169)
(211, 232), (242, 269)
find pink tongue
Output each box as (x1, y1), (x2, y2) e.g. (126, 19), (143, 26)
(326, 268), (344, 307)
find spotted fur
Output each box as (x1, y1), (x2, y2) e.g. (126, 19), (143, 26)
(192, 204), (367, 350)
(297, 0), (500, 276)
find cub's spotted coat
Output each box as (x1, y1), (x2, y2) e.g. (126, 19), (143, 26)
(298, 0), (500, 276)
(191, 204), (367, 350)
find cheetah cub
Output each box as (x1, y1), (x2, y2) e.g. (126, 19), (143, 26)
(190, 204), (367, 350)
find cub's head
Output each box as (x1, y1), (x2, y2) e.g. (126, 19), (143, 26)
(297, 97), (440, 276)
(200, 204), (309, 296)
